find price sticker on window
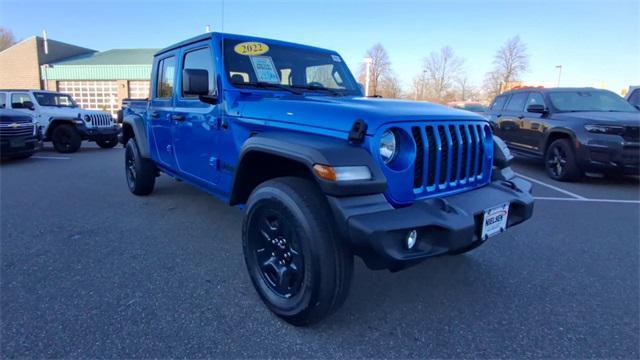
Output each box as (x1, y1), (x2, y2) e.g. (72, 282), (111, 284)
(250, 56), (280, 84)
(234, 42), (269, 56)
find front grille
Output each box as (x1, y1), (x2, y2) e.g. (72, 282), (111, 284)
(88, 114), (113, 127)
(0, 123), (34, 137)
(410, 122), (492, 194)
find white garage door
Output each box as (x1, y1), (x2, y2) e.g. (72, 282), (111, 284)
(58, 81), (118, 117)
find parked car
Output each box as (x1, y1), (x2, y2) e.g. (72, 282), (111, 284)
(486, 87), (640, 181)
(0, 109), (40, 160)
(626, 86), (640, 108)
(120, 32), (534, 325)
(0, 90), (120, 153)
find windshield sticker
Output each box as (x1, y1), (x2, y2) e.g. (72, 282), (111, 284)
(331, 55), (342, 62)
(250, 56), (280, 84)
(234, 42), (269, 56)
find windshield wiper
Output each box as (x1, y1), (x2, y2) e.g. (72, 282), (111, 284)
(291, 84), (342, 96)
(233, 81), (302, 95)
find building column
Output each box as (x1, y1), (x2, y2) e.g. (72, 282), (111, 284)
(116, 80), (128, 108)
(46, 80), (58, 91)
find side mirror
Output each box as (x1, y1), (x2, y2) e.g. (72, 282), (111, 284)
(183, 69), (210, 96)
(22, 100), (36, 110)
(526, 104), (546, 114)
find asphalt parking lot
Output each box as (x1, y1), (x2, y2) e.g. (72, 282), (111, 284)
(1, 144), (638, 358)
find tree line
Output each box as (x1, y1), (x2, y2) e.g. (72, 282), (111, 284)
(358, 36), (530, 103)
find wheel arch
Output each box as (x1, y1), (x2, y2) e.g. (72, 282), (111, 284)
(45, 117), (78, 138)
(122, 114), (150, 158)
(543, 129), (577, 155)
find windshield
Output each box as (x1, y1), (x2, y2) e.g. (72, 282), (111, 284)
(33, 92), (77, 108)
(548, 90), (637, 112)
(462, 104), (487, 112)
(223, 39), (360, 96)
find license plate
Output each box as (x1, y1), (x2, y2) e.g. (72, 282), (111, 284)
(481, 203), (509, 240)
(10, 138), (26, 148)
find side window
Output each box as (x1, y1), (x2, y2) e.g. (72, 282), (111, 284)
(0, 93), (6, 108)
(504, 92), (528, 112)
(629, 89), (640, 106)
(490, 95), (507, 111)
(526, 92), (545, 110)
(11, 93), (32, 108)
(156, 57), (176, 99)
(182, 47), (214, 97)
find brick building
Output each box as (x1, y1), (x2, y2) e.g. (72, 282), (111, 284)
(0, 36), (156, 117)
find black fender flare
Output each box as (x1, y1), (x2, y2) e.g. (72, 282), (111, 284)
(230, 132), (387, 205)
(542, 127), (578, 153)
(45, 117), (81, 138)
(122, 114), (150, 158)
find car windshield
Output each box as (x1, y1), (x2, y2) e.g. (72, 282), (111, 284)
(548, 90), (637, 112)
(33, 92), (77, 108)
(223, 39), (360, 96)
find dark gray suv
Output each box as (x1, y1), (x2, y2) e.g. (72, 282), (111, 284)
(486, 87), (640, 181)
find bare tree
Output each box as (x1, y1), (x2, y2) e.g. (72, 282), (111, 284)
(380, 73), (403, 98)
(0, 27), (17, 52)
(483, 36), (529, 99)
(421, 46), (464, 103)
(456, 75), (471, 101)
(358, 43), (391, 96)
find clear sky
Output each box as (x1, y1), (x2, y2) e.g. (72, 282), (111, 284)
(1, 0), (638, 94)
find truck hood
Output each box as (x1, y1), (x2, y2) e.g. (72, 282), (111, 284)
(553, 111), (640, 125)
(227, 94), (485, 134)
(39, 106), (111, 119)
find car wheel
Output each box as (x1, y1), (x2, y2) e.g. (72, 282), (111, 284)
(52, 124), (81, 153)
(96, 137), (118, 149)
(125, 138), (156, 195)
(242, 177), (353, 326)
(545, 139), (581, 181)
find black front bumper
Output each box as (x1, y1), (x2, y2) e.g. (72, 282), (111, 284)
(0, 136), (39, 158)
(78, 125), (120, 141)
(328, 177), (534, 271)
(578, 135), (639, 175)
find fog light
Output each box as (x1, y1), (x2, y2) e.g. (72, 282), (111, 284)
(406, 230), (418, 249)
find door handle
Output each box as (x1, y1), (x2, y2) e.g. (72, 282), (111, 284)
(220, 118), (228, 129)
(496, 114), (502, 118)
(150, 111), (159, 118)
(171, 114), (185, 121)
(517, 115), (524, 119)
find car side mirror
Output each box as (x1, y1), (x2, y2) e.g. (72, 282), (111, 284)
(21, 101), (35, 110)
(183, 69), (209, 96)
(526, 104), (546, 114)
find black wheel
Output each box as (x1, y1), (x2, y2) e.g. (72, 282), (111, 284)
(51, 124), (81, 153)
(545, 139), (581, 181)
(125, 138), (156, 195)
(242, 177), (353, 326)
(96, 137), (118, 149)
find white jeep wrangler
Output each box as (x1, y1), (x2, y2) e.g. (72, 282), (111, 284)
(0, 90), (120, 153)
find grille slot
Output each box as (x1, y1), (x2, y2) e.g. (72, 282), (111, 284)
(437, 125), (448, 184)
(90, 114), (113, 127)
(411, 127), (424, 188)
(425, 126), (437, 187)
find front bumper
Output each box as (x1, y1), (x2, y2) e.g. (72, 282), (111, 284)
(78, 125), (120, 141)
(577, 133), (639, 175)
(328, 177), (534, 270)
(0, 136), (39, 158)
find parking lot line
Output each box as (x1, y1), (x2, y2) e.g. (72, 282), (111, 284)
(516, 173), (587, 200)
(31, 156), (71, 160)
(534, 196), (640, 204)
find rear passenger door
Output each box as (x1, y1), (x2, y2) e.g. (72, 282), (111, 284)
(149, 54), (178, 168)
(172, 43), (221, 186)
(488, 95), (508, 138)
(500, 92), (529, 150)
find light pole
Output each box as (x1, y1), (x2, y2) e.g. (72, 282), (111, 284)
(363, 57), (372, 97)
(555, 65), (562, 87)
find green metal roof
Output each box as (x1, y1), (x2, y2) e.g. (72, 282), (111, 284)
(42, 49), (159, 81)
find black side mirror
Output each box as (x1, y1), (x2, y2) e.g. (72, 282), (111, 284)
(183, 69), (210, 96)
(526, 104), (546, 114)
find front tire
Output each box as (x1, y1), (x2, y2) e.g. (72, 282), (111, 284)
(545, 139), (581, 181)
(242, 177), (353, 326)
(52, 124), (81, 153)
(96, 137), (118, 149)
(125, 138), (156, 195)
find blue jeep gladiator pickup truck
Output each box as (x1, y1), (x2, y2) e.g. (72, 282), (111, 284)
(120, 32), (534, 325)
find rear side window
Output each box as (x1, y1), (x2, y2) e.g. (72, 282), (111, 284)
(182, 47), (215, 97)
(0, 93), (5, 108)
(490, 96), (507, 111)
(629, 89), (640, 106)
(156, 57), (176, 98)
(11, 93), (32, 108)
(504, 92), (528, 112)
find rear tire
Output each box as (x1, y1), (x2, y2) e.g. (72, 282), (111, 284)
(242, 177), (353, 326)
(545, 139), (581, 181)
(96, 137), (118, 149)
(52, 124), (81, 153)
(125, 138), (156, 195)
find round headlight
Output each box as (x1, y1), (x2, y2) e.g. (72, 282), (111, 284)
(379, 129), (398, 164)
(84, 115), (91, 122)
